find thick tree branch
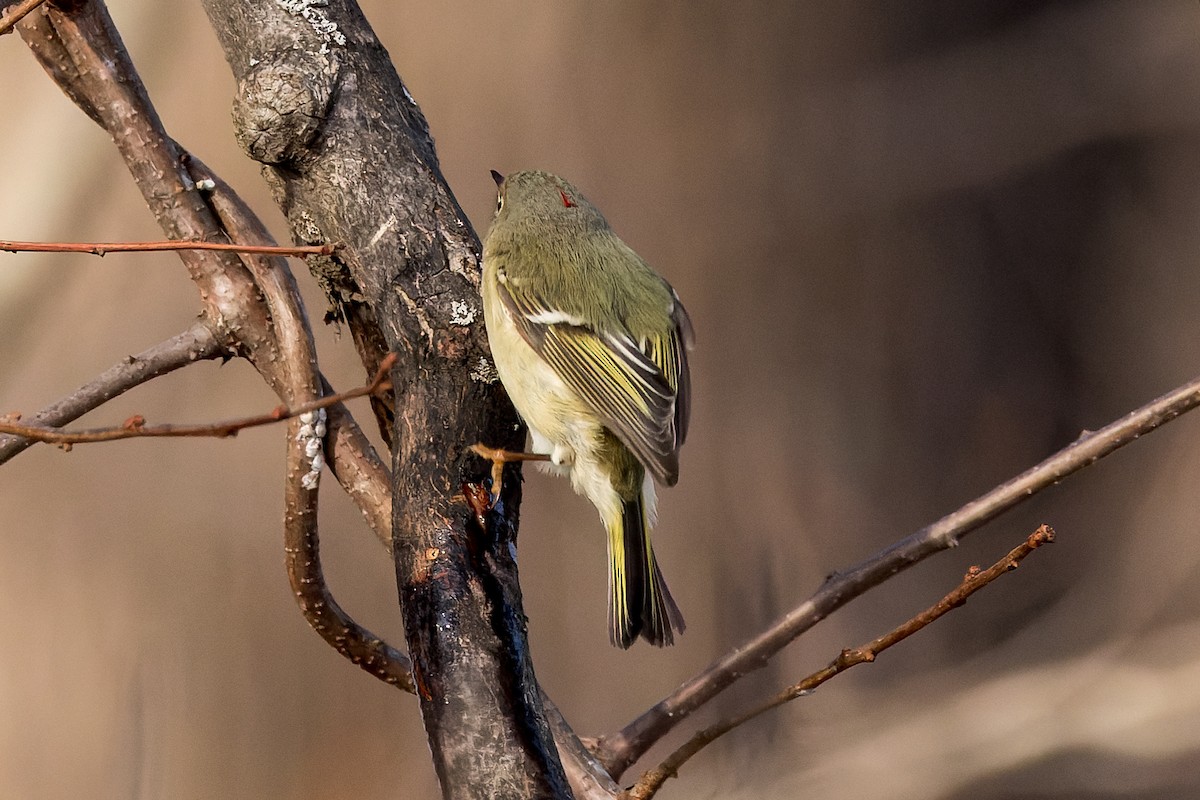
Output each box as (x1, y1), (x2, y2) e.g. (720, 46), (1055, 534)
(18, 5), (103, 123)
(597, 373), (1200, 778)
(0, 323), (224, 465)
(622, 526), (1057, 800)
(543, 696), (621, 800)
(284, 409), (416, 691)
(200, 1), (568, 796)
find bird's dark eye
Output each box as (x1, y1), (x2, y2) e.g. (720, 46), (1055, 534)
(495, 192), (504, 214)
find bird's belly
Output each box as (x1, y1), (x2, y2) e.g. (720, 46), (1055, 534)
(484, 300), (598, 469)
(499, 351), (591, 464)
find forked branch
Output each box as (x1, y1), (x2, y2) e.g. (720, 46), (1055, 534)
(597, 373), (1200, 778)
(621, 525), (1056, 800)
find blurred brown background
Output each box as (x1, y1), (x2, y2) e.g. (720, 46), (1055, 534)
(4, 1), (1200, 797)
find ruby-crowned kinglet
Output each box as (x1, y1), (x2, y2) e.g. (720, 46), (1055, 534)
(480, 170), (693, 648)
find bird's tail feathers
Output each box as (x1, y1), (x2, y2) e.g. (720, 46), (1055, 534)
(608, 493), (685, 648)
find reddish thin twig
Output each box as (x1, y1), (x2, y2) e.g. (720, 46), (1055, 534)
(0, 239), (337, 258)
(0, 0), (45, 36)
(622, 525), (1056, 800)
(0, 354), (396, 447)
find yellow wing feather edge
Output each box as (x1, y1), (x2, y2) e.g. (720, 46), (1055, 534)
(497, 277), (692, 486)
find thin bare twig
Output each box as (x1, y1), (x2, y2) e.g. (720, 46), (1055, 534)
(623, 525), (1056, 800)
(0, 238), (335, 257)
(0, 323), (224, 465)
(597, 373), (1200, 778)
(0, 0), (45, 36)
(0, 354), (396, 447)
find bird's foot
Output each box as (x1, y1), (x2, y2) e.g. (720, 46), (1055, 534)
(468, 444), (551, 501)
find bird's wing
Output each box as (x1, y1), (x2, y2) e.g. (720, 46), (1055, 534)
(496, 274), (690, 486)
(647, 289), (693, 449)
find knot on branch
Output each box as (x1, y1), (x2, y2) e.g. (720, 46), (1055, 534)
(232, 51), (332, 165)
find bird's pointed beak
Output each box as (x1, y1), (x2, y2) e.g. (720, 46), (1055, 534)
(490, 169), (505, 187)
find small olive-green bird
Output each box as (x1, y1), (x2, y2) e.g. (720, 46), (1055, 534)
(481, 170), (693, 648)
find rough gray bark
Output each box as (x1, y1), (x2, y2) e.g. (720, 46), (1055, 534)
(199, 1), (570, 797)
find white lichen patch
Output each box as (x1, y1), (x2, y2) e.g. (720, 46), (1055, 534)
(276, 0), (347, 54)
(296, 408), (327, 490)
(450, 300), (477, 326)
(470, 356), (499, 384)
